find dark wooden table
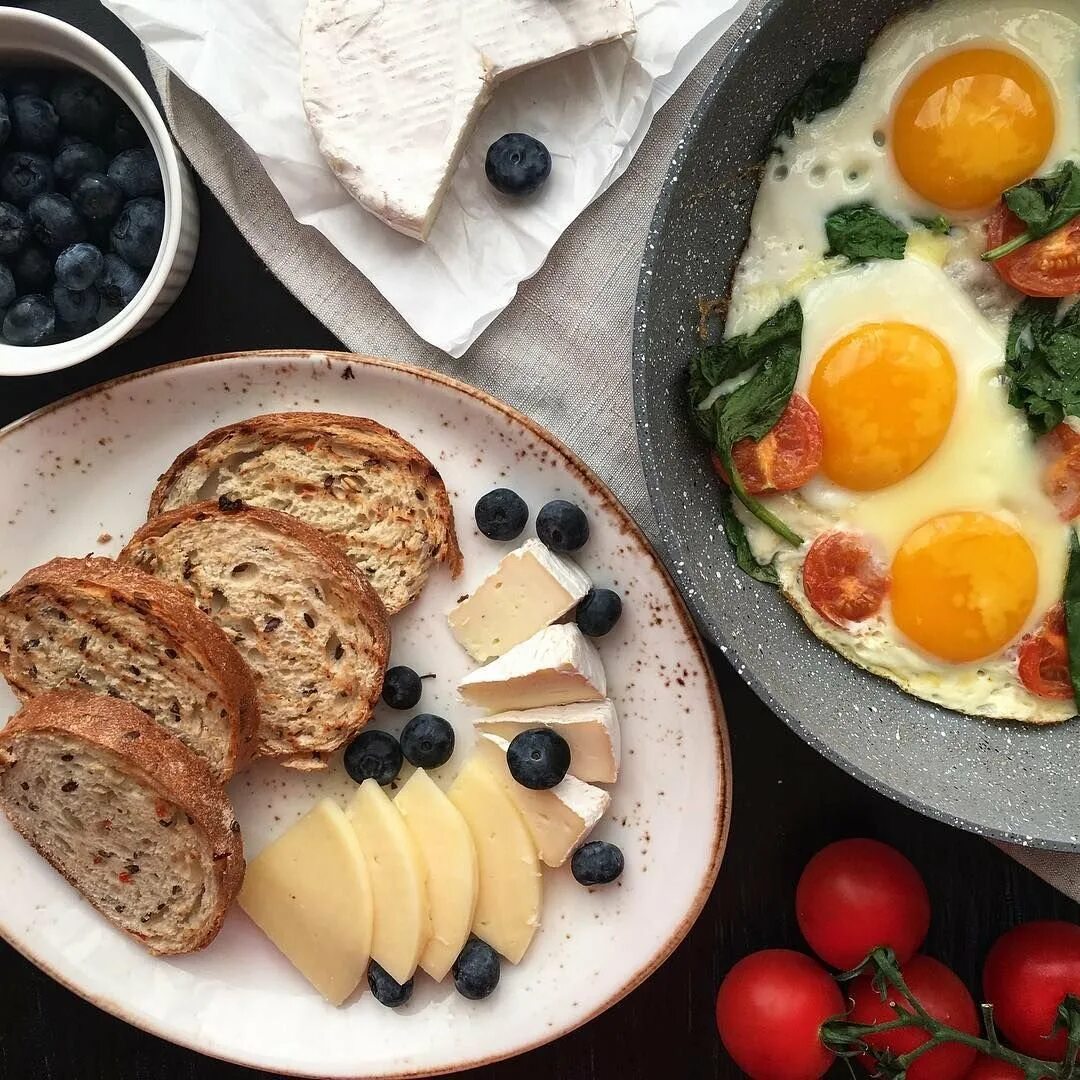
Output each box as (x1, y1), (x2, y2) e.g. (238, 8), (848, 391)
(1, 4), (1076, 1078)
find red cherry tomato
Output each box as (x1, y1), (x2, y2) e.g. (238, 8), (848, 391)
(983, 921), (1080, 1059)
(986, 202), (1080, 298)
(711, 394), (823, 494)
(849, 955), (979, 1080)
(964, 1057), (1025, 1080)
(796, 839), (931, 970)
(802, 531), (890, 626)
(1040, 424), (1080, 522)
(716, 950), (844, 1080)
(1017, 604), (1073, 701)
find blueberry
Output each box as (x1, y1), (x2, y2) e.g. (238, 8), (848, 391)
(382, 665), (422, 710)
(576, 588), (623, 637)
(452, 937), (500, 1001)
(109, 105), (146, 153)
(0, 93), (9, 149)
(11, 95), (59, 151)
(110, 196), (164, 269)
(2, 294), (54, 346)
(52, 282), (99, 327)
(367, 961), (413, 1008)
(55, 242), (104, 291)
(475, 488), (529, 541)
(96, 252), (143, 308)
(400, 714), (455, 769)
(0, 201), (28, 255)
(50, 75), (114, 140)
(506, 727), (571, 790)
(53, 140), (107, 188)
(571, 840), (624, 887)
(5, 74), (50, 101)
(0, 151), (54, 206)
(536, 499), (589, 553)
(343, 729), (403, 786)
(11, 244), (52, 292)
(485, 133), (551, 197)
(28, 193), (86, 252)
(107, 147), (162, 197)
(0, 263), (13, 309)
(70, 172), (122, 222)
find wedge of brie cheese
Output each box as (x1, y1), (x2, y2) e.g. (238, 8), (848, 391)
(474, 734), (610, 867)
(459, 623), (606, 712)
(300, 0), (637, 240)
(449, 538), (592, 662)
(475, 699), (621, 783)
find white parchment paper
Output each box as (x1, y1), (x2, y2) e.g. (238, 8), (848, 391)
(101, 0), (746, 356)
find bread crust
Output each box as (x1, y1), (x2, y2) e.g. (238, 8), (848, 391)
(120, 501), (391, 763)
(0, 690), (245, 956)
(0, 557), (260, 779)
(146, 412), (463, 612)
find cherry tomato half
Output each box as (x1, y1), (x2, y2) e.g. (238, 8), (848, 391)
(711, 394), (823, 494)
(802, 531), (890, 626)
(796, 839), (931, 970)
(1017, 604), (1073, 702)
(986, 202), (1080, 298)
(964, 1057), (1025, 1080)
(716, 950), (844, 1080)
(849, 955), (978, 1080)
(983, 921), (1080, 1059)
(1040, 424), (1080, 522)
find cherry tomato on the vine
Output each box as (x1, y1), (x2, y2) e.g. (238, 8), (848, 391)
(716, 949), (844, 1080)
(963, 1057), (1025, 1080)
(983, 921), (1080, 1059)
(848, 955), (978, 1080)
(796, 838), (931, 970)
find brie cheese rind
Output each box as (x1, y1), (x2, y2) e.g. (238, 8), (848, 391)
(300, 0), (637, 241)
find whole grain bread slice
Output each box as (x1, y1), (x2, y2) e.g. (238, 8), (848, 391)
(147, 413), (463, 615)
(0, 690), (244, 955)
(120, 498), (391, 769)
(0, 557), (258, 781)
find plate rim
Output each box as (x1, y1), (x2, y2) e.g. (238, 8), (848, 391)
(630, 0), (1080, 854)
(0, 348), (733, 1077)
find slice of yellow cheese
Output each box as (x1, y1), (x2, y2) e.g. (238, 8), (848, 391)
(347, 779), (431, 986)
(238, 798), (373, 1006)
(448, 756), (542, 964)
(395, 768), (479, 982)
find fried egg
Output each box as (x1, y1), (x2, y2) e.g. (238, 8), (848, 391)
(733, 256), (1074, 723)
(727, 0), (1080, 338)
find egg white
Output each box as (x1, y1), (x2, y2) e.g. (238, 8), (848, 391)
(727, 0), (1080, 338)
(731, 257), (1074, 723)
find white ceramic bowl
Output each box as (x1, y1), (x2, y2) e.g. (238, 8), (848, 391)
(0, 8), (199, 376)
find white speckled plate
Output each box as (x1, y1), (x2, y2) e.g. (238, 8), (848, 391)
(0, 352), (729, 1078)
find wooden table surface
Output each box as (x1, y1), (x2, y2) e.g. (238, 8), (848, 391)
(0, 4), (1076, 1078)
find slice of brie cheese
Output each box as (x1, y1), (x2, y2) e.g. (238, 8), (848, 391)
(473, 734), (610, 868)
(395, 768), (479, 982)
(448, 755), (542, 964)
(459, 623), (606, 712)
(347, 779), (431, 986)
(238, 799), (373, 1006)
(448, 538), (592, 662)
(300, 0), (636, 240)
(475, 699), (621, 783)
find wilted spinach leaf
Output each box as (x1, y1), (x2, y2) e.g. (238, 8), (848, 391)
(1004, 297), (1080, 435)
(719, 488), (779, 585)
(1064, 531), (1080, 704)
(914, 215), (952, 235)
(772, 60), (861, 146)
(985, 161), (1080, 262)
(825, 205), (908, 262)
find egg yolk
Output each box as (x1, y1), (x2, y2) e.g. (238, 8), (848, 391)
(891, 511), (1038, 663)
(808, 322), (957, 492)
(892, 48), (1055, 211)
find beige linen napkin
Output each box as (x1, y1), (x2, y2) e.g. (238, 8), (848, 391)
(143, 14), (1080, 902)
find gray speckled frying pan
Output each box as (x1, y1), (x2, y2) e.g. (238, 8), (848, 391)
(633, 0), (1080, 851)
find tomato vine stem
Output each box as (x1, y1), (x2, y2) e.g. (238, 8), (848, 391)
(821, 948), (1070, 1080)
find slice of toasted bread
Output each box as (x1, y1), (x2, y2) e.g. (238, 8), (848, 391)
(120, 499), (391, 769)
(147, 413), (463, 615)
(0, 691), (244, 955)
(0, 557), (258, 781)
